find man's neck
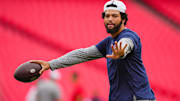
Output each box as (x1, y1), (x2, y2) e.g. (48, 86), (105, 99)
(111, 26), (125, 38)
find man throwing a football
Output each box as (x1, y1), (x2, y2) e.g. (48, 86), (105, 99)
(31, 0), (156, 101)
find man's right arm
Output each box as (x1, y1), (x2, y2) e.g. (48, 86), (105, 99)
(48, 45), (103, 70)
(30, 45), (103, 73)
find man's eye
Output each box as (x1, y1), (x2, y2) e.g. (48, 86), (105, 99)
(105, 15), (110, 18)
(113, 15), (118, 17)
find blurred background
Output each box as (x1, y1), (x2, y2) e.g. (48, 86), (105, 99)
(0, 0), (180, 101)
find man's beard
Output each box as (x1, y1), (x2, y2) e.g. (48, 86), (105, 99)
(105, 21), (122, 34)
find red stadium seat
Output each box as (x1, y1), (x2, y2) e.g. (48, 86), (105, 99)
(141, 0), (180, 25)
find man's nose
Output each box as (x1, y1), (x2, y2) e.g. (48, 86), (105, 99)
(108, 16), (113, 21)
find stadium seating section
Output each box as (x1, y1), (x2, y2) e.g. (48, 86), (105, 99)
(141, 0), (180, 25)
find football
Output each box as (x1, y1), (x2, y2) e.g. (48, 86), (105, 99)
(14, 62), (42, 83)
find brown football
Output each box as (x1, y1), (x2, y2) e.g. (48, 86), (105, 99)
(14, 62), (42, 83)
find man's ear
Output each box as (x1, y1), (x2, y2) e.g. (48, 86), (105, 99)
(122, 20), (125, 25)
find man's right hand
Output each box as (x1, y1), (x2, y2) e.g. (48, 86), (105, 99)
(29, 60), (50, 74)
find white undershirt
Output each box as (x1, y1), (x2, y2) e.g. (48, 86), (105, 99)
(49, 38), (134, 70)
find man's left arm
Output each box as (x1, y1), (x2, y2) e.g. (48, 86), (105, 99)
(118, 38), (134, 59)
(106, 38), (134, 59)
